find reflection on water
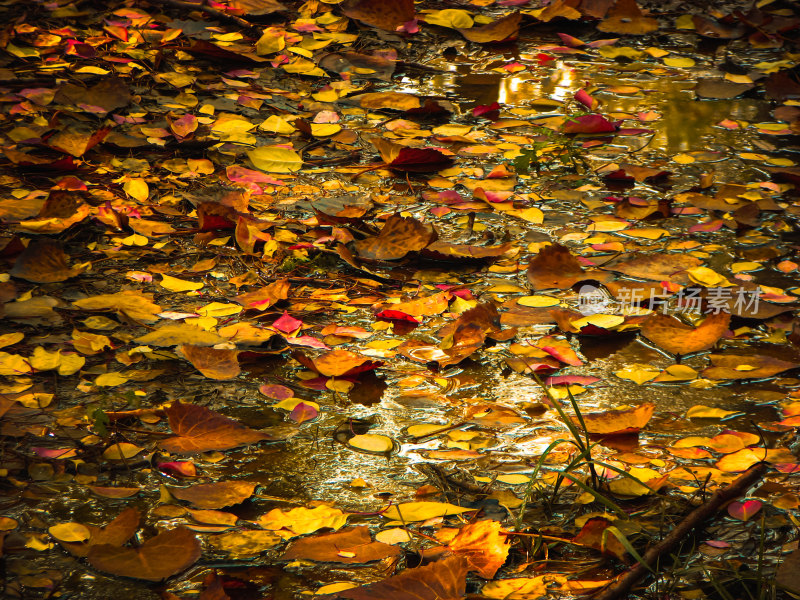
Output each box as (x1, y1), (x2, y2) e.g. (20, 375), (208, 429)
(421, 61), (771, 154)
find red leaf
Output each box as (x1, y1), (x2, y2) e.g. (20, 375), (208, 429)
(388, 147), (454, 172)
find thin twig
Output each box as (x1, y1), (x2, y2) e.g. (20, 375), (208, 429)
(591, 462), (769, 600)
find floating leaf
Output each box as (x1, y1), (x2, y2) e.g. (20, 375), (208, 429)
(247, 146), (303, 173)
(641, 311), (730, 356)
(257, 505), (348, 535)
(727, 499), (762, 521)
(282, 526), (401, 562)
(169, 481), (256, 509)
(87, 527), (201, 582)
(160, 401), (272, 454)
(576, 403), (655, 435)
(382, 502), (474, 522)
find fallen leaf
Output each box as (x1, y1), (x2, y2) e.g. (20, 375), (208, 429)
(336, 554), (468, 600)
(87, 527), (201, 582)
(341, 0), (414, 31)
(282, 526), (401, 562)
(641, 311), (730, 356)
(353, 214), (436, 260)
(257, 505), (348, 535)
(576, 403), (655, 435)
(702, 354), (799, 380)
(160, 401), (272, 454)
(382, 501), (475, 522)
(169, 481), (256, 509)
(10, 239), (83, 283)
(179, 345), (241, 380)
(447, 520), (510, 578)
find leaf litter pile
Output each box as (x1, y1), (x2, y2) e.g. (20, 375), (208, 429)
(3, 0), (800, 597)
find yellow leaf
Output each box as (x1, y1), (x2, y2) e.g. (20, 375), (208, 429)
(0, 332), (24, 349)
(29, 347), (61, 371)
(259, 115), (296, 134)
(348, 434), (394, 453)
(686, 405), (739, 419)
(95, 372), (130, 387)
(247, 146), (303, 173)
(506, 206), (544, 224)
(731, 261), (762, 273)
(48, 522), (91, 543)
(123, 178), (149, 202)
(483, 577), (551, 600)
(663, 56), (695, 67)
(273, 398), (320, 411)
(160, 274), (204, 292)
(16, 392), (53, 408)
(517, 295), (559, 307)
(382, 501), (474, 521)
(255, 28), (285, 55)
(58, 353), (85, 376)
(608, 467), (661, 497)
(654, 364), (697, 382)
(72, 330), (111, 355)
(424, 9), (474, 28)
(673, 153), (695, 164)
(102, 442), (143, 460)
(570, 314), (625, 329)
(196, 302), (242, 318)
(687, 266), (728, 287)
(496, 474), (530, 485)
(615, 364), (660, 385)
(257, 505), (348, 535)
(310, 123), (342, 137)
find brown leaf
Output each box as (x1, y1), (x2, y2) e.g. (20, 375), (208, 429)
(527, 243), (611, 290)
(179, 345), (241, 380)
(10, 239), (83, 283)
(87, 527), (201, 582)
(348, 92), (421, 111)
(61, 508), (140, 557)
(337, 554), (468, 600)
(601, 253), (702, 282)
(160, 401), (271, 454)
(391, 291), (451, 317)
(576, 403), (655, 435)
(457, 12), (521, 43)
(446, 520), (510, 578)
(702, 354), (799, 380)
(597, 0), (658, 34)
(134, 323), (227, 347)
(227, 0), (286, 15)
(54, 77), (131, 115)
(169, 481), (256, 509)
(421, 241), (511, 262)
(538, 0), (581, 21)
(341, 0), (414, 31)
(776, 548), (800, 595)
(234, 279), (290, 311)
(641, 311), (730, 355)
(439, 302), (503, 367)
(293, 348), (383, 377)
(281, 526), (401, 563)
(73, 291), (161, 323)
(573, 517), (628, 561)
(353, 214), (436, 261)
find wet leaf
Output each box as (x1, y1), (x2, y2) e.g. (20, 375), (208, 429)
(341, 0), (414, 31)
(169, 481), (256, 509)
(282, 526), (400, 562)
(247, 146), (303, 173)
(446, 520), (510, 578)
(179, 345), (241, 380)
(160, 401), (272, 454)
(640, 311), (730, 356)
(527, 243), (611, 290)
(457, 12), (521, 43)
(336, 554), (468, 600)
(382, 502), (474, 522)
(10, 239), (83, 283)
(353, 214), (436, 260)
(727, 499), (762, 521)
(87, 527), (201, 582)
(702, 354), (799, 380)
(49, 522), (91, 543)
(257, 505), (348, 535)
(576, 403), (655, 435)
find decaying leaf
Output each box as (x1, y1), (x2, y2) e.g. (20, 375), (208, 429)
(641, 311), (730, 355)
(169, 481), (256, 509)
(281, 526), (400, 562)
(10, 239), (83, 283)
(160, 401), (272, 454)
(87, 527), (201, 581)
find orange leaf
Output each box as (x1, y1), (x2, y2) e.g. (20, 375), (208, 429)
(179, 344), (241, 380)
(160, 401), (271, 454)
(447, 520), (510, 578)
(576, 403), (655, 435)
(87, 527), (201, 581)
(169, 481), (256, 509)
(640, 311), (730, 356)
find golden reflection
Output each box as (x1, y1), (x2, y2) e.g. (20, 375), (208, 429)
(549, 60), (577, 102)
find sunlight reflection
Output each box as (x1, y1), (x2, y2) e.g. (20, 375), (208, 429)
(550, 60), (576, 102)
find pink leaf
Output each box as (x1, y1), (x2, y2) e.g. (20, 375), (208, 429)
(289, 402), (318, 424)
(273, 311), (303, 334)
(727, 499), (762, 521)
